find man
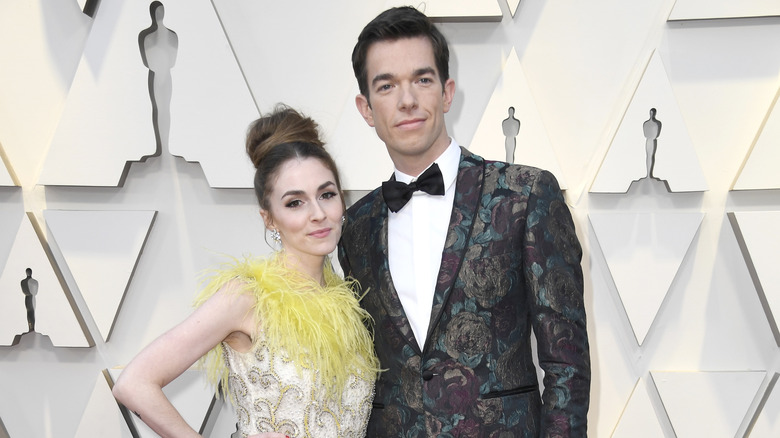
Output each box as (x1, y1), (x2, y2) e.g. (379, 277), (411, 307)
(338, 7), (590, 437)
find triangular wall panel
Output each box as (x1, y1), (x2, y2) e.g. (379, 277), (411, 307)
(669, 0), (780, 20)
(469, 47), (567, 189)
(728, 211), (780, 344)
(586, 256), (641, 438)
(201, 396), (240, 438)
(0, 414), (8, 438)
(210, 0), (377, 155)
(44, 210), (157, 342)
(652, 371), (765, 438)
(591, 51), (708, 193)
(733, 86), (780, 190)
(108, 368), (216, 437)
(0, 0), (90, 187)
(0, 148), (14, 186)
(589, 212), (704, 344)
(74, 371), (134, 438)
(507, 0), (522, 17)
(752, 373), (780, 437)
(611, 379), (666, 438)
(0, 214), (90, 346)
(0, 208), (23, 274)
(383, 0), (502, 21)
(166, 0), (258, 188)
(38, 0), (156, 186)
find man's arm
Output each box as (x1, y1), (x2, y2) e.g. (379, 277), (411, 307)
(337, 235), (353, 279)
(523, 170), (591, 437)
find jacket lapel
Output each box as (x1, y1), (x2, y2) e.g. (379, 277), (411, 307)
(369, 186), (421, 352)
(424, 148), (485, 351)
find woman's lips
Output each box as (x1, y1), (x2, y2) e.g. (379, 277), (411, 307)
(309, 228), (332, 238)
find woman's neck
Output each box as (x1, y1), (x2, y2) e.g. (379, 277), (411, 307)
(280, 252), (327, 287)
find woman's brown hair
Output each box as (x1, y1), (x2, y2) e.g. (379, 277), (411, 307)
(246, 104), (344, 212)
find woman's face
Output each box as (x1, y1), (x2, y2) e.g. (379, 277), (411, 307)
(261, 157), (344, 267)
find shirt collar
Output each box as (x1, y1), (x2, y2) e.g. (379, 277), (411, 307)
(394, 138), (460, 189)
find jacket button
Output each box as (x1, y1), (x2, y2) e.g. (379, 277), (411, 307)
(422, 370), (435, 381)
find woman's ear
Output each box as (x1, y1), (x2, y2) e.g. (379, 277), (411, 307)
(259, 208), (273, 229)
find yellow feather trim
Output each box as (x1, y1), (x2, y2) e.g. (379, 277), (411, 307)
(193, 253), (380, 402)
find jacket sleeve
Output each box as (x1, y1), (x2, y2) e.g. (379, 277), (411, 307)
(523, 170), (590, 437)
(337, 236), (353, 279)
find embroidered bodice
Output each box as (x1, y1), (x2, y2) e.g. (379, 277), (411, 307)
(194, 255), (380, 438)
(223, 338), (374, 437)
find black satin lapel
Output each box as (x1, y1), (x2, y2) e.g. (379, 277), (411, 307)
(371, 192), (421, 353)
(424, 149), (485, 350)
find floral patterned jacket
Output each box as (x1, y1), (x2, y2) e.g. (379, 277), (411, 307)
(338, 148), (590, 438)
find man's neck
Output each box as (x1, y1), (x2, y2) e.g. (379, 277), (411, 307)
(391, 139), (452, 177)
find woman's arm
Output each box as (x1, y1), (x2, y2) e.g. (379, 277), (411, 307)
(112, 281), (255, 437)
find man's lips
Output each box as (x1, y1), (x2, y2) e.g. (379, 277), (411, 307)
(396, 118), (425, 129)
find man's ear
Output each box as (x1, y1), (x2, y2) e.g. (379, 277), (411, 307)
(355, 93), (375, 127)
(442, 78), (455, 114)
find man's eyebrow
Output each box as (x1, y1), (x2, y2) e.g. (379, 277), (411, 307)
(414, 67), (436, 77)
(370, 67), (437, 87)
(371, 73), (394, 87)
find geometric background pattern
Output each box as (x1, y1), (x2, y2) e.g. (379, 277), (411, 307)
(652, 371), (766, 437)
(37, 0), (156, 187)
(469, 47), (568, 189)
(44, 210), (157, 342)
(74, 372), (133, 438)
(728, 211), (780, 345)
(668, 0), (780, 20)
(732, 85), (780, 190)
(611, 378), (666, 437)
(0, 214), (91, 347)
(166, 0), (258, 188)
(590, 51), (708, 193)
(752, 373), (780, 437)
(1, 0), (779, 436)
(589, 211), (704, 345)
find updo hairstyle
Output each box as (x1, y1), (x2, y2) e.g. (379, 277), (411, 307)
(246, 104), (344, 212)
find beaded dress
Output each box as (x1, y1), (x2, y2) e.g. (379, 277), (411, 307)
(195, 255), (379, 438)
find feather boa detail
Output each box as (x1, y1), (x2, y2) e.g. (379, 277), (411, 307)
(193, 254), (380, 401)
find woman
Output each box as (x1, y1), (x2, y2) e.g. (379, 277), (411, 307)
(113, 105), (380, 438)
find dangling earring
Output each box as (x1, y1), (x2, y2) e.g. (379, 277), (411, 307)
(270, 228), (281, 245)
(341, 216), (346, 225)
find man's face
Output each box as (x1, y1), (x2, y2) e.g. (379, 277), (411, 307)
(356, 36), (455, 175)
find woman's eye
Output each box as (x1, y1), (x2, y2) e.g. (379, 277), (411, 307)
(285, 200), (302, 208)
(320, 192), (339, 199)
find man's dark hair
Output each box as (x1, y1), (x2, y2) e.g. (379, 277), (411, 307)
(352, 6), (450, 98)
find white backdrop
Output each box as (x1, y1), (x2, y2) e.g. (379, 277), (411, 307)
(1, 0), (779, 437)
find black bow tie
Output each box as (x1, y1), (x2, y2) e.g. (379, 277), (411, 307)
(382, 163), (445, 213)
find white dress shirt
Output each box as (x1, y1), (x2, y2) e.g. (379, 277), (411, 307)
(388, 139), (460, 349)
